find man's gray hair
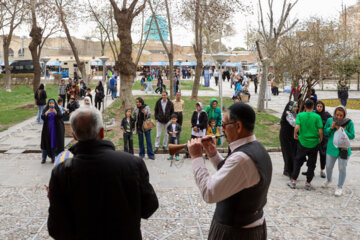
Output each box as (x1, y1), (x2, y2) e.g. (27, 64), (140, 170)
(70, 107), (103, 141)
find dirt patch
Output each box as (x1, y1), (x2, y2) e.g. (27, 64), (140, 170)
(260, 120), (273, 125)
(16, 104), (36, 110)
(269, 124), (280, 133)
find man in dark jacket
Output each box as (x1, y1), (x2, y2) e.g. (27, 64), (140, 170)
(338, 80), (349, 106)
(154, 91), (174, 153)
(47, 107), (159, 240)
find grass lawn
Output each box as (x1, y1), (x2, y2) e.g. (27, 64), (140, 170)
(132, 80), (215, 91)
(322, 99), (360, 110)
(103, 95), (281, 150)
(0, 84), (59, 131)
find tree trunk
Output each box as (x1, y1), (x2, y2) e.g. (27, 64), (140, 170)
(60, 14), (88, 83)
(117, 18), (136, 110)
(29, 26), (42, 93)
(257, 62), (267, 112)
(192, 57), (203, 100)
(357, 72), (359, 91)
(168, 57), (174, 98)
(3, 37), (11, 92)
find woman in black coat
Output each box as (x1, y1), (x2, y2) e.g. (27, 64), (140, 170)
(191, 102), (208, 139)
(279, 101), (298, 177)
(95, 81), (104, 111)
(40, 98), (65, 164)
(34, 84), (47, 124)
(315, 100), (332, 178)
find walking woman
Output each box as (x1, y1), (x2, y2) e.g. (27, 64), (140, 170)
(279, 101), (298, 177)
(315, 101), (332, 178)
(34, 84), (47, 124)
(133, 97), (155, 160)
(40, 99), (65, 164)
(95, 81), (104, 111)
(322, 106), (355, 196)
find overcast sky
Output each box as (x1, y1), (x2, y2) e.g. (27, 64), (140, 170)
(14, 0), (359, 49)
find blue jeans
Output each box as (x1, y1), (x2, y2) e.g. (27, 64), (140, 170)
(111, 88), (117, 98)
(138, 130), (154, 158)
(340, 98), (347, 106)
(326, 154), (349, 188)
(145, 82), (154, 93)
(42, 148), (56, 161)
(37, 105), (46, 123)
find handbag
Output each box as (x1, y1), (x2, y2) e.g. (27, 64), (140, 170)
(143, 118), (155, 131)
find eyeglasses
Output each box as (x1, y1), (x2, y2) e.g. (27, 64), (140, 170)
(221, 121), (236, 128)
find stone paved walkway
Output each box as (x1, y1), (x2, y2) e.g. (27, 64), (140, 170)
(1, 152), (360, 239)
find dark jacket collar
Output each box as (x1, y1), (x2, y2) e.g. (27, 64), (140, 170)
(69, 140), (115, 155)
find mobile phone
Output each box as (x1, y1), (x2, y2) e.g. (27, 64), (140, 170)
(50, 106), (54, 109)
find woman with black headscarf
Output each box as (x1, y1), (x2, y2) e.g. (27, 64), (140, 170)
(279, 101), (298, 177)
(315, 101), (332, 178)
(133, 97), (155, 160)
(40, 99), (65, 164)
(95, 81), (104, 111)
(34, 84), (47, 124)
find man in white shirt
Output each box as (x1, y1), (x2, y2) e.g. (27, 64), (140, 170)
(187, 103), (272, 240)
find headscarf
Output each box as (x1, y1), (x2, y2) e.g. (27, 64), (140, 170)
(315, 101), (331, 125)
(333, 105), (351, 127)
(38, 84), (44, 90)
(84, 96), (91, 106)
(196, 102), (203, 111)
(281, 101), (297, 124)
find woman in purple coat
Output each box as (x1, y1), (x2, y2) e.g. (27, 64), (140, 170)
(40, 99), (65, 164)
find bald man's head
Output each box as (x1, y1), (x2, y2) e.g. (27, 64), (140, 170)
(70, 108), (103, 141)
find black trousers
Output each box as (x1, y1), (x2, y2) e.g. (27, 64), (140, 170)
(66, 94), (71, 103)
(169, 136), (179, 156)
(215, 77), (219, 86)
(123, 132), (134, 154)
(318, 138), (328, 170)
(208, 218), (267, 240)
(95, 100), (102, 111)
(59, 95), (66, 107)
(255, 84), (258, 93)
(291, 142), (318, 183)
(175, 112), (183, 127)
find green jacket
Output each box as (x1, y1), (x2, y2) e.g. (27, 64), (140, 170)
(324, 118), (355, 157)
(205, 98), (222, 127)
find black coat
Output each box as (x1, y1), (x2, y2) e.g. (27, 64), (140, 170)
(47, 140), (159, 240)
(34, 89), (47, 106)
(191, 110), (208, 130)
(95, 85), (104, 102)
(121, 117), (135, 133)
(40, 102), (64, 157)
(338, 85), (349, 100)
(67, 100), (80, 114)
(167, 122), (181, 138)
(154, 98), (174, 124)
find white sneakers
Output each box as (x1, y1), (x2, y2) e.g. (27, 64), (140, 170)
(335, 187), (343, 196)
(321, 180), (331, 188)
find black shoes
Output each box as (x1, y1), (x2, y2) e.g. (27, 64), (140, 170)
(41, 159), (46, 164)
(154, 147), (159, 154)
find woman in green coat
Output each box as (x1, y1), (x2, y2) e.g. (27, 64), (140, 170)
(322, 105), (355, 196)
(205, 98), (222, 145)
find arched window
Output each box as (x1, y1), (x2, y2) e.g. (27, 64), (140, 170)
(18, 48), (25, 57)
(8, 48), (14, 57)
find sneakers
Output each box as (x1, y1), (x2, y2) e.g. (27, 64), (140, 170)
(287, 181), (296, 189)
(320, 171), (326, 178)
(168, 155), (173, 161)
(175, 156), (180, 161)
(154, 147), (159, 154)
(321, 180), (331, 188)
(304, 183), (312, 191)
(335, 187), (343, 196)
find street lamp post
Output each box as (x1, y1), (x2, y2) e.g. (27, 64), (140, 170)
(212, 53), (229, 146)
(41, 56), (50, 86)
(99, 56), (109, 112)
(177, 58), (183, 90)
